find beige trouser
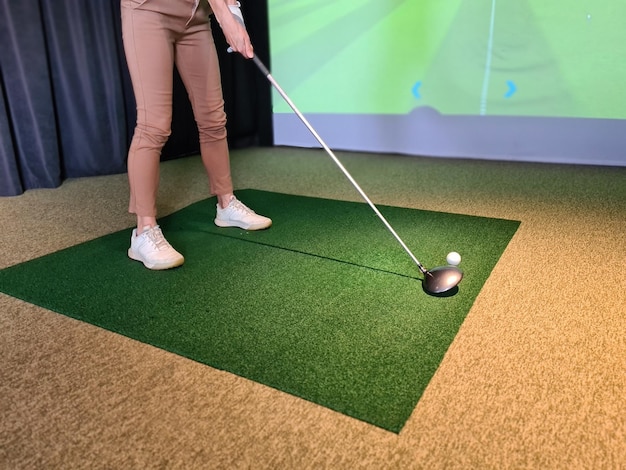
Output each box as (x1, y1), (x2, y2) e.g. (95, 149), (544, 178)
(121, 0), (233, 217)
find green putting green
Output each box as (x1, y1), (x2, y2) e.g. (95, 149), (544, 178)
(0, 190), (519, 432)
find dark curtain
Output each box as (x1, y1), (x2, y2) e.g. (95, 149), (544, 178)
(0, 0), (271, 197)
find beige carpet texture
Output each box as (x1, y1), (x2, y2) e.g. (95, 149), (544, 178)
(1, 147), (625, 469)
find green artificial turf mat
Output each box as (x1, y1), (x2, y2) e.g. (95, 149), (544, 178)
(0, 189), (520, 432)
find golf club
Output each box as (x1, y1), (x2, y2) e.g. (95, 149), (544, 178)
(243, 53), (462, 294)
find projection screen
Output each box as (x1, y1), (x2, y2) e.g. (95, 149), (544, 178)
(267, 0), (626, 166)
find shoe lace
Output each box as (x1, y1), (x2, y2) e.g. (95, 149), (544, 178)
(144, 226), (171, 251)
(229, 198), (255, 215)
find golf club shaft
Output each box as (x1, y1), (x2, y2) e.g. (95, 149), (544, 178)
(251, 55), (428, 275)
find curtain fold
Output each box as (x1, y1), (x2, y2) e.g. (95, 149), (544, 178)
(0, 0), (63, 195)
(39, 0), (130, 179)
(0, 0), (270, 197)
(0, 74), (25, 196)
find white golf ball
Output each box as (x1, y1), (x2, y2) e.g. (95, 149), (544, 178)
(446, 251), (461, 266)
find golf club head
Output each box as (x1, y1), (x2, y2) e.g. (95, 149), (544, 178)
(422, 266), (463, 295)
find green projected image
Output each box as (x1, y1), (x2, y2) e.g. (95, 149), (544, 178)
(268, 0), (626, 119)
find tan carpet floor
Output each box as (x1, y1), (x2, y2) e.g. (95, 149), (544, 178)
(1, 147), (625, 469)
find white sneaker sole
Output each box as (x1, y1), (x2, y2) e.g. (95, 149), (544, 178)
(214, 218), (272, 231)
(128, 249), (184, 270)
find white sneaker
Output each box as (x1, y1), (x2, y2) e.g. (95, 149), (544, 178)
(214, 196), (272, 230)
(128, 225), (184, 270)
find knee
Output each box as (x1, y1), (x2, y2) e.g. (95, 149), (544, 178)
(132, 122), (171, 149)
(197, 110), (227, 143)
(198, 125), (227, 143)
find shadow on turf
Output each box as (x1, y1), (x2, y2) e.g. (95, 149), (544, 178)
(207, 229), (461, 297)
(423, 285), (460, 298)
(207, 229), (427, 281)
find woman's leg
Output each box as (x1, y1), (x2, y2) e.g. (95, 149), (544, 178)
(121, 5), (175, 228)
(175, 21), (271, 231)
(121, 3), (185, 269)
(174, 14), (234, 207)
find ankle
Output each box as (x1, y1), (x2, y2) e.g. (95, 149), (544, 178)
(217, 193), (234, 209)
(137, 216), (157, 233)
